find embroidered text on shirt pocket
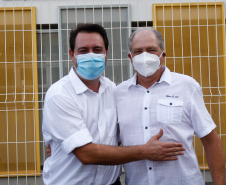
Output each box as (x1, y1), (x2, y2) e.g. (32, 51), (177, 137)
(157, 99), (183, 124)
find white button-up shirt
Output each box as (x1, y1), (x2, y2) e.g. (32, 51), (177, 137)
(115, 67), (216, 185)
(42, 68), (121, 185)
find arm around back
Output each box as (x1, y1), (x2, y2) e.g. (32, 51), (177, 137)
(73, 129), (186, 165)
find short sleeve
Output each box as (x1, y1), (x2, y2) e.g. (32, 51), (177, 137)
(42, 94), (93, 153)
(190, 85), (216, 138)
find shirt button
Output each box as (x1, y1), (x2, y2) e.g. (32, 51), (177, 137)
(170, 103), (172, 105)
(144, 107), (147, 110)
(145, 126), (148, 129)
(147, 90), (149, 93)
(149, 167), (152, 170)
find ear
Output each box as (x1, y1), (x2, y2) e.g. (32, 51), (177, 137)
(162, 51), (166, 58)
(69, 49), (74, 59)
(105, 50), (108, 65)
(160, 51), (166, 65)
(128, 53), (133, 64)
(69, 49), (78, 67)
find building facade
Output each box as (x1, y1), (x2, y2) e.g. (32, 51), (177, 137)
(0, 0), (225, 184)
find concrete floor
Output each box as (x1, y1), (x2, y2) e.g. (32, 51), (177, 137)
(0, 170), (225, 185)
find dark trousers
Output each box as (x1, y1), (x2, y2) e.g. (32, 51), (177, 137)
(111, 177), (121, 185)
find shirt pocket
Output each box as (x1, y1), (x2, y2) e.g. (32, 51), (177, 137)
(157, 99), (183, 124)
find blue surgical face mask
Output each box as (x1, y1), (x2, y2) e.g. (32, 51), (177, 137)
(74, 52), (106, 80)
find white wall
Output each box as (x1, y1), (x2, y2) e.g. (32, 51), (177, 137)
(0, 0), (225, 24)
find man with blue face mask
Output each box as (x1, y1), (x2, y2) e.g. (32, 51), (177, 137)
(115, 27), (225, 185)
(42, 24), (186, 185)
(74, 52), (106, 80)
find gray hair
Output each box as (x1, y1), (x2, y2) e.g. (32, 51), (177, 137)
(128, 27), (164, 52)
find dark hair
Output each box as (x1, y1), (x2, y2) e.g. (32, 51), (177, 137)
(69, 23), (109, 52)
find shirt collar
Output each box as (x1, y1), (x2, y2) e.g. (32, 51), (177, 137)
(128, 73), (138, 88)
(68, 67), (108, 94)
(158, 66), (172, 85)
(127, 66), (172, 89)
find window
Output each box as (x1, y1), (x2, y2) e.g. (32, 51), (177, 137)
(59, 5), (131, 84)
(36, 25), (60, 167)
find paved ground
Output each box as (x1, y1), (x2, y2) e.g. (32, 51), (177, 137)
(1, 170), (225, 184)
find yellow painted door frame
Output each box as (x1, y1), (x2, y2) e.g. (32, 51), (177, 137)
(0, 7), (40, 177)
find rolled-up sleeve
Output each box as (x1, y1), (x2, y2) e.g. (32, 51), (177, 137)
(190, 85), (216, 138)
(42, 94), (93, 153)
(61, 128), (93, 154)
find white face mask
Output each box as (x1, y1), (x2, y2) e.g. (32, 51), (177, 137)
(132, 51), (163, 77)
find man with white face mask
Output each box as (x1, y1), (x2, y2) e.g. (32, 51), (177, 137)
(42, 24), (186, 185)
(115, 27), (225, 185)
(131, 50), (164, 77)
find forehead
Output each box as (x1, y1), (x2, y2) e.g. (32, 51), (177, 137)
(75, 32), (105, 49)
(132, 30), (159, 50)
